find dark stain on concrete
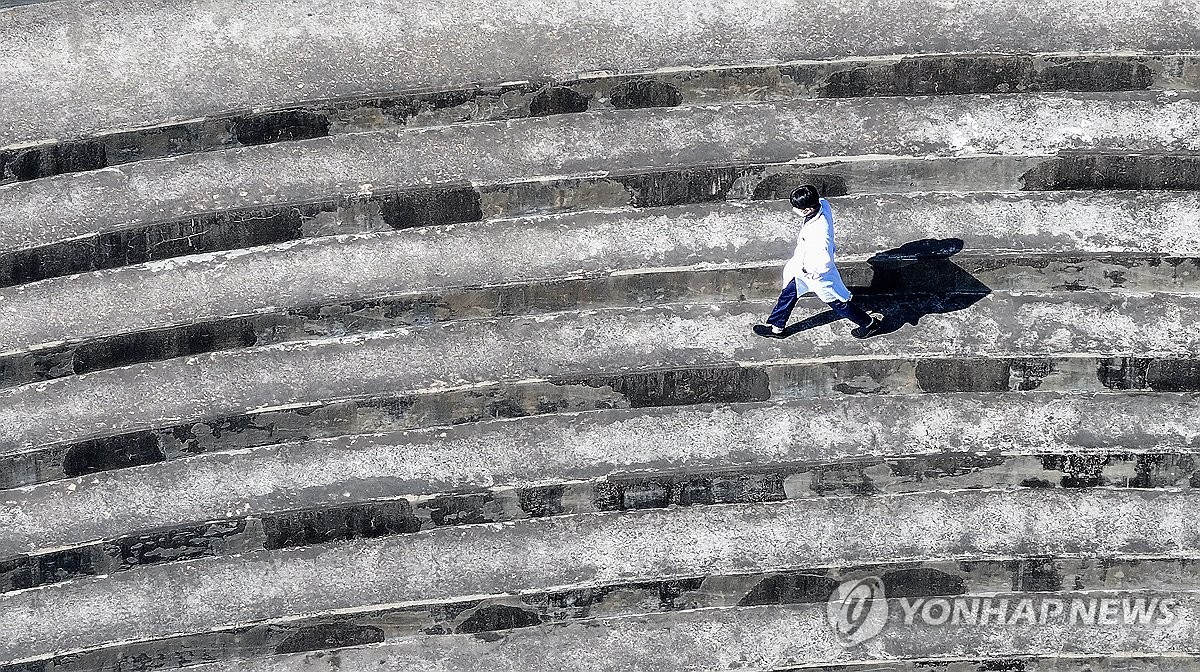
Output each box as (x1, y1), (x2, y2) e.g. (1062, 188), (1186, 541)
(569, 367), (772, 407)
(1097, 357), (1154, 390)
(528, 86), (590, 117)
(424, 493), (495, 527)
(659, 577), (706, 608)
(456, 605), (545, 633)
(1021, 154), (1200, 191)
(1009, 359), (1054, 391)
(915, 358), (1011, 393)
(262, 500), (422, 549)
(1041, 453), (1112, 488)
(111, 520), (249, 569)
(977, 661), (1029, 672)
(1145, 359), (1200, 392)
(62, 432), (165, 478)
(886, 454), (1009, 482)
(882, 567), (967, 597)
(615, 165), (748, 207)
(0, 662), (44, 672)
(751, 172), (850, 200)
(73, 320), (259, 375)
(609, 79), (683, 109)
(1011, 557), (1063, 591)
(0, 545), (107, 592)
(895, 56), (1036, 95)
(1131, 453), (1195, 488)
(274, 622), (384, 654)
(824, 55), (1036, 96)
(822, 55), (1155, 98)
(516, 485), (567, 517)
(7, 140), (108, 181)
(232, 110), (331, 146)
(739, 572), (839, 606)
(379, 186), (483, 229)
(0, 206), (304, 289)
(594, 471), (787, 512)
(1037, 59), (1155, 92)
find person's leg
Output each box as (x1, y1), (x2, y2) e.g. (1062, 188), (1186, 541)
(767, 279), (799, 329)
(826, 299), (873, 327)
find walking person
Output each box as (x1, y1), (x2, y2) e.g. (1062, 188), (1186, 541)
(755, 185), (883, 339)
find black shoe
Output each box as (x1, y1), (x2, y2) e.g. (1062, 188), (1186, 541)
(753, 323), (787, 339)
(851, 313), (884, 339)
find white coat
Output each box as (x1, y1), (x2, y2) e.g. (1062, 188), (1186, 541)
(780, 198), (852, 303)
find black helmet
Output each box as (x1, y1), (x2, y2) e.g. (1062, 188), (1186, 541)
(789, 185), (820, 210)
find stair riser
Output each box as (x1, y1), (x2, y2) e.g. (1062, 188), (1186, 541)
(6, 451), (1200, 592)
(4, 356), (1198, 490)
(4, 54), (1196, 184)
(5, 153), (1200, 287)
(1, 488), (1198, 664)
(1, 255), (1194, 389)
(5, 559), (1198, 672)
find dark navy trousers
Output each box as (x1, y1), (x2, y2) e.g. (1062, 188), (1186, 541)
(767, 279), (872, 329)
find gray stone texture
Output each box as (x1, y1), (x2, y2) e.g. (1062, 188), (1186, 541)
(1, 192), (1198, 356)
(1, 488), (1198, 662)
(1, 0), (1199, 145)
(2, 92), (1199, 252)
(2, 390), (1198, 555)
(6, 561), (1200, 671)
(0, 292), (1198, 452)
(168, 596), (1200, 671)
(3, 53), (1196, 186)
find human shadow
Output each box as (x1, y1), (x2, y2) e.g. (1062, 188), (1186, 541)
(774, 238), (991, 338)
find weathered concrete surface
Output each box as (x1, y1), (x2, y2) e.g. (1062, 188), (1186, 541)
(3, 391), (1197, 555)
(3, 192), (1199, 356)
(791, 658), (1200, 672)
(5, 564), (1198, 672)
(0, 488), (1197, 662)
(793, 658), (1200, 672)
(7, 152), (1200, 287)
(4, 354), (1198, 491)
(164, 595), (1200, 672)
(4, 53), (1197, 184)
(0, 252), (1195, 389)
(3, 93), (1200, 252)
(2, 0), (1199, 145)
(2, 355), (1199, 491)
(11, 446), (1200, 592)
(0, 293), (1198, 452)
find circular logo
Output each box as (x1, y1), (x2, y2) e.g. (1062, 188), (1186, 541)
(826, 576), (889, 647)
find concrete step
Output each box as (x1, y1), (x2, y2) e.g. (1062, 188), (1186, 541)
(772, 658), (1199, 672)
(2, 191), (1198, 357)
(5, 152), (1200, 288)
(0, 487), (1197, 663)
(3, 52), (1197, 184)
(3, 560), (1197, 672)
(1, 252), (1195, 390)
(775, 659), (1196, 672)
(3, 92), (1199, 258)
(4, 354), (1198, 491)
(3, 390), (1198, 583)
(165, 593), (1200, 672)
(0, 291), (1197, 453)
(3, 0), (1197, 146)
